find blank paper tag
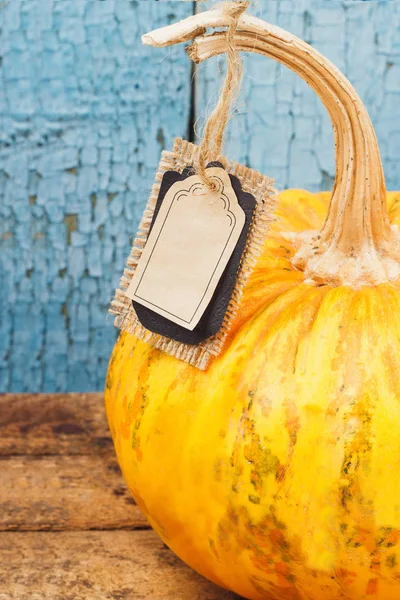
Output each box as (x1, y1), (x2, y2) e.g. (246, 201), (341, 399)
(125, 167), (246, 330)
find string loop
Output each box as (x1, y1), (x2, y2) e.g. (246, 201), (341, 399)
(196, 1), (250, 190)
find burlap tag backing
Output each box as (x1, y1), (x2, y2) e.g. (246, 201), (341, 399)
(109, 138), (277, 370)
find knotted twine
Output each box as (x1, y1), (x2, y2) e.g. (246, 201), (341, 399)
(111, 0), (278, 369)
(196, 1), (250, 190)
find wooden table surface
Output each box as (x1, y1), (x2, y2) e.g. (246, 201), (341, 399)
(0, 393), (241, 600)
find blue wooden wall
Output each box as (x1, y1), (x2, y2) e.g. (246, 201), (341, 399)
(197, 0), (400, 191)
(0, 1), (193, 392)
(1, 0), (399, 392)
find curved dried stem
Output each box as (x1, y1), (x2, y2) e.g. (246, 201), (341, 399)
(143, 8), (400, 287)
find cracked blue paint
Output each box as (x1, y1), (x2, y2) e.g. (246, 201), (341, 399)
(1, 0), (400, 392)
(0, 0), (193, 392)
(196, 0), (400, 192)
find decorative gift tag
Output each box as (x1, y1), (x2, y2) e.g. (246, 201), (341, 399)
(110, 139), (277, 369)
(126, 166), (245, 330)
(129, 162), (257, 345)
(110, 0), (277, 369)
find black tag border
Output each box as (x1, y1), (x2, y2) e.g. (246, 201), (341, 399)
(132, 162), (256, 345)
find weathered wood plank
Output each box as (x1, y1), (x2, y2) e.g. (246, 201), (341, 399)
(0, 530), (242, 600)
(0, 455), (148, 531)
(0, 393), (110, 456)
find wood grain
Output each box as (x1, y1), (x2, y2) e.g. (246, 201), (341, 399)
(0, 393), (237, 598)
(0, 455), (147, 531)
(0, 530), (241, 600)
(0, 393), (110, 456)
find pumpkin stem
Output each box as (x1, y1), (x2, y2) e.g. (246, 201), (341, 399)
(143, 8), (400, 287)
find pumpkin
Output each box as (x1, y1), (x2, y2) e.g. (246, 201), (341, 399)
(105, 8), (400, 600)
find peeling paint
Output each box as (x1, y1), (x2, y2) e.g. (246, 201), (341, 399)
(197, 0), (400, 192)
(0, 0), (193, 392)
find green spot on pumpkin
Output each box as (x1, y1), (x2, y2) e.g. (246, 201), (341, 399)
(259, 447), (280, 475)
(131, 429), (137, 449)
(386, 554), (397, 568)
(248, 495), (261, 505)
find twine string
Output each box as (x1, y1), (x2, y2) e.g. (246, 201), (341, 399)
(197, 1), (250, 189)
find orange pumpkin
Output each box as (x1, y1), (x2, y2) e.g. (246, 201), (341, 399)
(106, 8), (400, 600)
